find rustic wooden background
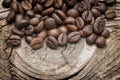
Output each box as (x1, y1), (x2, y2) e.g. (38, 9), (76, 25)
(0, 0), (120, 80)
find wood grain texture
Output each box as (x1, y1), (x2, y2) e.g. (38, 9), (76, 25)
(0, 0), (119, 80)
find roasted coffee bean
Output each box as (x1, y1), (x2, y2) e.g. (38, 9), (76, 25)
(88, 0), (96, 5)
(64, 17), (75, 24)
(24, 25), (34, 35)
(35, 14), (42, 19)
(36, 30), (47, 40)
(45, 18), (56, 29)
(82, 10), (93, 23)
(12, 28), (24, 37)
(25, 36), (34, 44)
(91, 7), (101, 18)
(66, 24), (78, 31)
(17, 3), (24, 14)
(58, 33), (67, 46)
(10, 1), (18, 12)
(46, 36), (58, 49)
(16, 19), (29, 29)
(96, 36), (106, 48)
(9, 35), (21, 46)
(34, 21), (44, 33)
(105, 10), (116, 19)
(54, 0), (63, 8)
(15, 14), (23, 23)
(34, 3), (44, 13)
(66, 0), (77, 7)
(21, 0), (32, 10)
(30, 38), (43, 49)
(58, 26), (68, 33)
(29, 17), (40, 26)
(52, 13), (63, 25)
(94, 17), (105, 34)
(6, 11), (16, 24)
(68, 31), (81, 43)
(48, 28), (60, 38)
(62, 3), (68, 13)
(86, 33), (97, 45)
(55, 10), (66, 20)
(26, 10), (35, 18)
(44, 0), (54, 8)
(42, 7), (54, 16)
(67, 9), (79, 18)
(101, 29), (110, 38)
(82, 25), (93, 37)
(41, 16), (49, 21)
(76, 17), (84, 29)
(2, 0), (13, 8)
(97, 2), (107, 13)
(105, 0), (116, 4)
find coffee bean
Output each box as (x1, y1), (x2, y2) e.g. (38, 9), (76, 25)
(25, 36), (34, 44)
(66, 0), (77, 7)
(45, 18), (56, 29)
(36, 30), (47, 40)
(10, 1), (18, 12)
(34, 3), (44, 13)
(82, 25), (93, 37)
(15, 14), (24, 23)
(58, 26), (68, 33)
(35, 14), (42, 19)
(42, 7), (54, 16)
(44, 0), (54, 8)
(48, 28), (60, 38)
(101, 29), (110, 38)
(16, 19), (29, 29)
(55, 10), (66, 20)
(30, 38), (43, 49)
(96, 36), (106, 48)
(62, 3), (68, 13)
(34, 21), (44, 33)
(88, 0), (96, 5)
(91, 7), (101, 18)
(67, 9), (79, 18)
(6, 11), (16, 24)
(82, 10), (93, 23)
(26, 10), (35, 18)
(21, 0), (32, 10)
(76, 17), (84, 29)
(29, 17), (40, 26)
(54, 0), (63, 8)
(64, 17), (75, 24)
(68, 31), (81, 43)
(52, 13), (63, 25)
(58, 33), (67, 46)
(41, 16), (49, 21)
(105, 0), (116, 4)
(24, 25), (34, 35)
(9, 35), (21, 46)
(12, 28), (24, 37)
(17, 3), (24, 14)
(37, 0), (46, 4)
(94, 17), (105, 34)
(2, 0), (13, 8)
(97, 2), (107, 13)
(86, 33), (97, 45)
(105, 10), (116, 19)
(66, 24), (78, 31)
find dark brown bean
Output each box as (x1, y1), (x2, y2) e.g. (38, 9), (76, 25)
(58, 33), (67, 46)
(45, 18), (56, 29)
(34, 3), (44, 13)
(54, 0), (63, 8)
(67, 9), (79, 18)
(66, 24), (78, 31)
(12, 28), (24, 37)
(58, 26), (68, 33)
(10, 1), (18, 12)
(25, 36), (34, 44)
(9, 35), (21, 46)
(16, 19), (29, 29)
(26, 10), (35, 18)
(55, 10), (66, 20)
(21, 0), (32, 10)
(24, 25), (34, 35)
(101, 29), (110, 38)
(29, 17), (40, 26)
(105, 10), (116, 19)
(82, 25), (93, 37)
(6, 11), (16, 24)
(34, 21), (44, 33)
(2, 0), (13, 8)
(86, 33), (97, 45)
(96, 36), (106, 48)
(66, 0), (77, 7)
(76, 17), (84, 29)
(44, 0), (54, 8)
(64, 17), (75, 24)
(42, 7), (54, 16)
(48, 28), (60, 38)
(36, 30), (47, 40)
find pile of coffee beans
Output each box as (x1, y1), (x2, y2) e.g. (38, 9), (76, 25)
(2, 0), (116, 49)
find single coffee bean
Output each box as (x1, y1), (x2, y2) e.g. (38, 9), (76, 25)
(66, 24), (78, 31)
(46, 36), (58, 49)
(48, 28), (60, 38)
(6, 11), (16, 24)
(45, 18), (56, 29)
(62, 3), (68, 13)
(88, 0), (96, 5)
(82, 10), (93, 23)
(54, 0), (63, 8)
(104, 0), (116, 4)
(96, 36), (106, 48)
(10, 1), (18, 12)
(26, 10), (35, 18)
(101, 29), (110, 38)
(34, 3), (44, 13)
(52, 13), (63, 25)
(34, 21), (44, 33)
(21, 0), (32, 10)
(58, 25), (68, 33)
(97, 2), (107, 13)
(37, 0), (46, 4)
(29, 17), (40, 26)
(24, 25), (34, 35)
(105, 10), (116, 19)
(64, 17), (75, 24)
(67, 9), (79, 18)
(17, 3), (24, 14)
(86, 33), (97, 45)
(2, 0), (13, 8)
(16, 19), (29, 29)
(66, 0), (77, 7)
(35, 14), (42, 19)
(42, 7), (54, 16)
(94, 17), (105, 34)
(25, 36), (34, 44)
(68, 31), (81, 43)
(76, 17), (84, 29)
(30, 38), (43, 50)
(36, 30), (47, 40)
(82, 25), (93, 37)
(44, 0), (54, 8)
(12, 28), (24, 37)
(91, 7), (101, 18)
(9, 35), (21, 46)
(55, 10), (66, 20)
(41, 16), (49, 21)
(58, 33), (67, 46)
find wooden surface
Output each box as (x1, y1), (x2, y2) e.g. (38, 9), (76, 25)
(0, 0), (120, 80)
